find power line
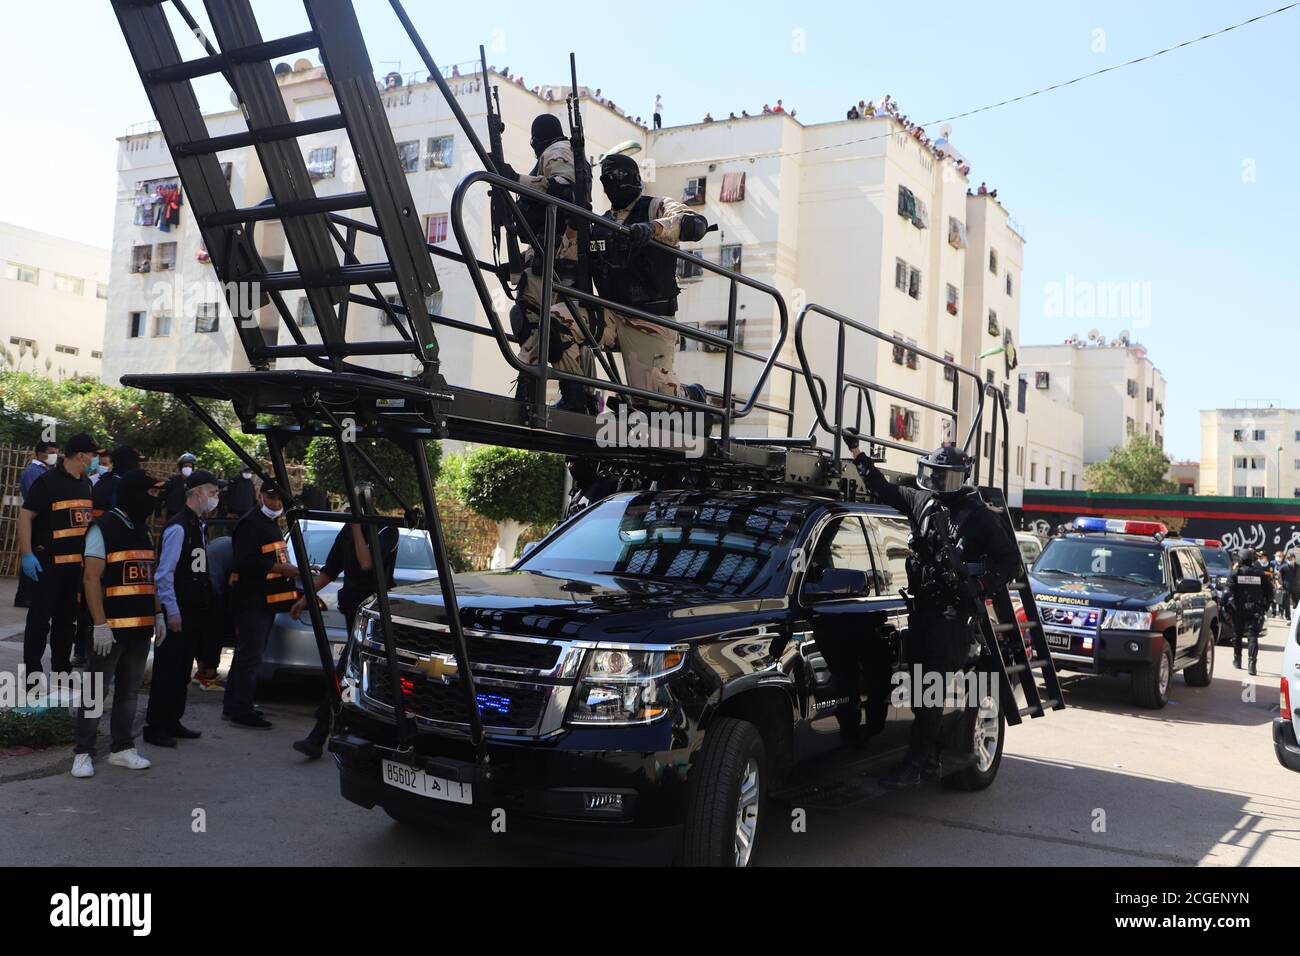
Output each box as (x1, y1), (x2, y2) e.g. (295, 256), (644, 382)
(756, 2), (1299, 162)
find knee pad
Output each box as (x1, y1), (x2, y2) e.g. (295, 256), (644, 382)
(509, 301), (535, 343)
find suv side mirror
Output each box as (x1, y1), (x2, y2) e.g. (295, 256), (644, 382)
(519, 541), (539, 561)
(804, 568), (869, 601)
(1175, 577), (1202, 594)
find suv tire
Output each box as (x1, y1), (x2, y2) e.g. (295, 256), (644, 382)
(1184, 628), (1215, 687)
(680, 717), (766, 867)
(943, 689), (1005, 791)
(1133, 641), (1173, 708)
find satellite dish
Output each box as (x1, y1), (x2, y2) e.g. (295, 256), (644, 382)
(940, 123), (952, 139)
(229, 90), (240, 107)
(293, 58), (313, 72)
(273, 62), (292, 77)
(1087, 328), (1101, 342)
(1116, 329), (1130, 345)
(596, 140), (642, 162)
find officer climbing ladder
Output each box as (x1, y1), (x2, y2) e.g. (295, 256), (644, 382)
(109, 0), (1063, 771)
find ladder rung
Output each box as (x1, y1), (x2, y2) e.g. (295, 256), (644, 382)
(1018, 697), (1061, 717)
(173, 114), (347, 157)
(144, 31), (318, 84)
(263, 342), (420, 358)
(200, 192), (371, 228)
(254, 262), (397, 292)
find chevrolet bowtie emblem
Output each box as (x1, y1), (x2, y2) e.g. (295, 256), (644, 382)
(415, 654), (459, 682)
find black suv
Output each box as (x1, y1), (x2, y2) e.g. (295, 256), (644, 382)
(331, 489), (1018, 866)
(1028, 518), (1219, 708)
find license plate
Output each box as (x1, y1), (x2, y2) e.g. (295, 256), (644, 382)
(381, 758), (473, 805)
(1045, 632), (1074, 651)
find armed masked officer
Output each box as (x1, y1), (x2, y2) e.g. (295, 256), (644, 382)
(587, 153), (708, 406)
(845, 433), (1020, 789)
(496, 113), (597, 413)
(1227, 547), (1271, 675)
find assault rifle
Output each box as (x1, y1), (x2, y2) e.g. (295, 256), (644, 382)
(482, 45), (523, 285)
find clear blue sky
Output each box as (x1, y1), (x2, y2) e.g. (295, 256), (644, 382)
(2, 0), (1295, 460)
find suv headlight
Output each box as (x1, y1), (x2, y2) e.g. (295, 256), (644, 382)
(568, 647), (687, 725)
(1101, 609), (1154, 630)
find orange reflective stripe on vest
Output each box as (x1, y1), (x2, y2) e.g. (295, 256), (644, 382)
(107, 616), (155, 629)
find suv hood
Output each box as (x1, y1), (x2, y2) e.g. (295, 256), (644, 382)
(382, 568), (784, 643)
(1030, 571), (1168, 610)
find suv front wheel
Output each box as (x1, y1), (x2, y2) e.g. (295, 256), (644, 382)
(1133, 641), (1173, 708)
(680, 717), (766, 867)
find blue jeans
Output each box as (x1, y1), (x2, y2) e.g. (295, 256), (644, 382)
(74, 631), (151, 755)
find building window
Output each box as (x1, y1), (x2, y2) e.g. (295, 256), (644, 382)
(130, 245), (152, 274)
(945, 283), (958, 315)
(128, 312), (145, 338)
(1146, 386), (1153, 402)
(132, 176), (181, 226)
(1233, 485), (1247, 496)
(1232, 429), (1244, 442)
(396, 140), (420, 173)
(943, 351), (955, 382)
(1254, 429), (1266, 440)
(1045, 466), (1052, 486)
(1126, 417), (1135, 434)
(895, 258), (908, 292)
(1252, 487), (1266, 498)
(425, 135), (454, 170)
(1294, 488), (1300, 498)
(152, 313), (172, 337)
(947, 217), (966, 248)
(306, 146), (337, 180)
(1017, 376), (1028, 412)
(888, 405), (918, 442)
(1003, 382), (1010, 406)
(195, 302), (220, 333)
(1126, 378), (1138, 398)
(987, 309), (998, 336)
(1060, 471), (1067, 490)
(989, 249), (998, 274)
(1251, 456), (1266, 469)
(719, 171), (746, 202)
(682, 176), (707, 205)
(5, 261), (39, 284)
(897, 185), (925, 227)
(297, 297), (316, 327)
(1294, 459), (1300, 470)
(52, 273), (84, 296)
(96, 283), (108, 299)
(1030, 462), (1038, 482)
(1233, 456), (1247, 468)
(91, 350), (102, 359)
(155, 242), (177, 272)
(1295, 430), (1300, 442)
(1016, 445), (1025, 477)
(719, 243), (742, 272)
(9, 336), (34, 349)
(892, 332), (917, 368)
(1035, 370), (1050, 389)
(425, 212), (449, 244)
(54, 344), (79, 356)
(907, 265), (921, 299)
(677, 251), (704, 279)
(1005, 272), (1013, 296)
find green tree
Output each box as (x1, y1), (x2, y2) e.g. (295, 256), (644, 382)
(305, 436), (441, 512)
(454, 446), (564, 568)
(1083, 433), (1175, 495)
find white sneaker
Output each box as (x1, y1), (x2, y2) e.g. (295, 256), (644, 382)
(108, 748), (152, 771)
(71, 754), (94, 778)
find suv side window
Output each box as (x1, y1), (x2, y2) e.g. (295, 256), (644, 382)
(1168, 550), (1189, 587)
(806, 517), (874, 591)
(869, 515), (911, 596)
(1183, 549), (1208, 581)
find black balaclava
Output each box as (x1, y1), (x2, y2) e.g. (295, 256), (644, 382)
(530, 114), (565, 157)
(600, 153), (642, 210)
(110, 445), (141, 475)
(115, 468), (160, 525)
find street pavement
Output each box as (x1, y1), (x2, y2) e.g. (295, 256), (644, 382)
(1, 575), (1296, 866)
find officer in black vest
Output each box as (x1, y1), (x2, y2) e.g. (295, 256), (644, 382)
(72, 469), (166, 778)
(146, 468), (223, 746)
(18, 433), (97, 690)
(845, 432), (1020, 789)
(159, 452), (197, 520)
(224, 481), (302, 728)
(91, 446), (143, 520)
(221, 465), (257, 519)
(1227, 547), (1272, 675)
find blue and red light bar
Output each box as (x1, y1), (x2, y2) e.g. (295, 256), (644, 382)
(1072, 516), (1168, 537)
(1181, 536), (1222, 547)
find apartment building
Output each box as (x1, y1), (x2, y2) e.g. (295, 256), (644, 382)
(1199, 406), (1300, 498)
(105, 61), (1044, 499)
(0, 222), (108, 380)
(1018, 338), (1167, 465)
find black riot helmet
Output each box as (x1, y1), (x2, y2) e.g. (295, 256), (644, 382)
(530, 113), (565, 157)
(916, 443), (973, 495)
(1239, 547), (1257, 566)
(600, 152), (643, 209)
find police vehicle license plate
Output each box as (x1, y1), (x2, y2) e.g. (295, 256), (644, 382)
(1045, 632), (1073, 650)
(381, 759), (472, 804)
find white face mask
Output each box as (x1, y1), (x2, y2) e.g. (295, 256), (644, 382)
(241, 470), (252, 480)
(44, 454), (57, 466)
(261, 504), (284, 520)
(181, 466), (194, 477)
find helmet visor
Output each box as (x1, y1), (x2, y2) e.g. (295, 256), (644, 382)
(916, 461), (968, 493)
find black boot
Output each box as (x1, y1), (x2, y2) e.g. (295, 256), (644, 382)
(553, 380), (592, 414)
(1249, 658), (1257, 676)
(921, 753), (944, 782)
(513, 375), (535, 405)
(1234, 654), (1242, 669)
(880, 760), (924, 790)
(293, 722), (328, 760)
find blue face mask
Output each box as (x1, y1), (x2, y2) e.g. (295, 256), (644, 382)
(88, 456), (99, 473)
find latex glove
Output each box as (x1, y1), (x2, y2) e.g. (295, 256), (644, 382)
(92, 624), (115, 657)
(154, 613), (168, 648)
(20, 552), (41, 582)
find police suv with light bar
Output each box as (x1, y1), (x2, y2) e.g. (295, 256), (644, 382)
(1025, 517), (1220, 708)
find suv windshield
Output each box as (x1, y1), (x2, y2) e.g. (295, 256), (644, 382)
(1035, 537), (1166, 588)
(1200, 547), (1231, 575)
(517, 492), (812, 595)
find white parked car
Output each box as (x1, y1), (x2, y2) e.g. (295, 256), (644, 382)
(1015, 531), (1043, 570)
(1275, 604), (1300, 772)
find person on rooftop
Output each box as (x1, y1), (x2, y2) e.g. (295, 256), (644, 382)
(773, 99), (785, 113)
